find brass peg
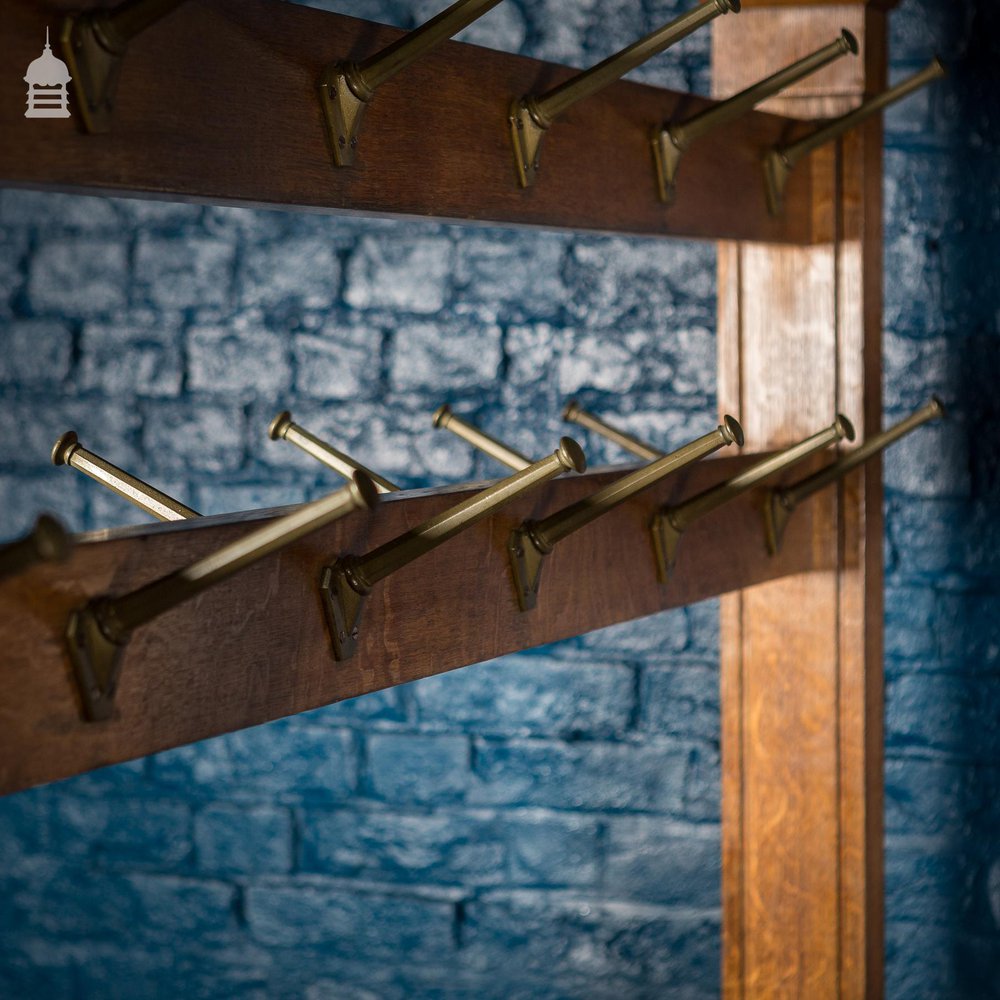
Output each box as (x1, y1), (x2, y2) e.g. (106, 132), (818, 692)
(765, 56), (946, 215)
(0, 515), (71, 583)
(765, 397), (945, 555)
(510, 416), (743, 610)
(269, 411), (400, 494)
(321, 0), (505, 167)
(61, 0), (185, 134)
(66, 474), (378, 721)
(321, 439), (587, 660)
(562, 400), (662, 461)
(510, 0), (739, 187)
(433, 404), (532, 471)
(653, 29), (858, 202)
(652, 415), (855, 579)
(52, 431), (199, 522)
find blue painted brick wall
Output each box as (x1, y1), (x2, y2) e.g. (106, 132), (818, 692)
(0, 0), (996, 996)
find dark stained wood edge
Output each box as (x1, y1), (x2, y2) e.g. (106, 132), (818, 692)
(0, 451), (839, 796)
(0, 0), (825, 243)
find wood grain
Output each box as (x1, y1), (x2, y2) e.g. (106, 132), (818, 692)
(715, 4), (886, 997)
(0, 0), (827, 243)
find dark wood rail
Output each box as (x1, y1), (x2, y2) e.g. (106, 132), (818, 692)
(0, 451), (838, 795)
(0, 0), (827, 243)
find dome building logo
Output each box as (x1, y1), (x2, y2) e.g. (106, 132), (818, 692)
(24, 28), (72, 119)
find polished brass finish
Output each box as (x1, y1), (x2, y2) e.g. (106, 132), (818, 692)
(764, 397), (944, 555)
(433, 404), (532, 471)
(510, 0), (739, 187)
(321, 438), (587, 660)
(653, 415), (855, 579)
(320, 0), (505, 167)
(52, 431), (199, 522)
(653, 29), (857, 202)
(510, 417), (743, 611)
(562, 400), (663, 461)
(66, 474), (377, 721)
(61, 0), (185, 134)
(0, 515), (71, 583)
(269, 411), (400, 494)
(764, 56), (946, 215)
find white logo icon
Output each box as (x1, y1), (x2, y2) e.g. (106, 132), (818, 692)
(24, 28), (71, 119)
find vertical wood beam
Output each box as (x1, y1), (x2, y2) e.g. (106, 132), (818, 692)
(714, 3), (887, 996)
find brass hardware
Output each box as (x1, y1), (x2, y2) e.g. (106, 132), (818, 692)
(321, 439), (587, 660)
(764, 56), (946, 215)
(320, 0), (505, 167)
(52, 431), (199, 522)
(652, 415), (854, 579)
(269, 411), (400, 494)
(61, 0), (185, 134)
(510, 0), (739, 187)
(0, 515), (71, 583)
(653, 29), (857, 202)
(433, 404), (532, 471)
(66, 474), (377, 721)
(562, 400), (662, 461)
(764, 397), (944, 555)
(510, 416), (743, 610)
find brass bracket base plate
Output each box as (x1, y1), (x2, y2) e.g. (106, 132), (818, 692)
(66, 601), (126, 721)
(60, 13), (127, 134)
(509, 100), (548, 188)
(507, 526), (548, 612)
(651, 127), (685, 204)
(762, 491), (793, 557)
(319, 64), (370, 168)
(651, 512), (683, 583)
(763, 149), (792, 217)
(320, 560), (368, 660)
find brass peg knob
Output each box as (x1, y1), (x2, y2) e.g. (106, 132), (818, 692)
(52, 430), (199, 522)
(320, 0), (506, 167)
(66, 473), (378, 722)
(764, 397), (945, 555)
(562, 400), (663, 461)
(433, 404), (533, 471)
(510, 0), (739, 187)
(653, 414), (854, 579)
(510, 416), (743, 610)
(0, 514), (71, 583)
(269, 410), (400, 494)
(764, 56), (946, 215)
(321, 438), (587, 660)
(653, 28), (858, 202)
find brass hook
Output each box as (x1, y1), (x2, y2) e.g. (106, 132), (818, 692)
(652, 415), (855, 579)
(61, 0), (186, 134)
(52, 431), (199, 522)
(433, 404), (533, 471)
(0, 515), (71, 583)
(65, 474), (378, 721)
(764, 56), (946, 215)
(509, 416), (743, 610)
(653, 29), (858, 202)
(764, 397), (945, 555)
(269, 411), (400, 494)
(510, 0), (739, 187)
(321, 0), (506, 167)
(320, 439), (587, 660)
(562, 400), (663, 461)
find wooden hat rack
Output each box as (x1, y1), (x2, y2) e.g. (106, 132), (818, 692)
(0, 0), (947, 993)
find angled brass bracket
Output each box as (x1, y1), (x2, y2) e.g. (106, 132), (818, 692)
(319, 64), (373, 168)
(762, 490), (794, 558)
(66, 600), (128, 721)
(319, 558), (369, 661)
(651, 511), (683, 583)
(507, 524), (551, 612)
(763, 149), (793, 218)
(651, 128), (686, 204)
(509, 100), (549, 189)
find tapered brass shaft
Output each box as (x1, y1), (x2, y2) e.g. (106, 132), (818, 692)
(269, 411), (400, 494)
(433, 404), (532, 471)
(0, 515), (71, 582)
(66, 474), (378, 721)
(562, 401), (663, 461)
(52, 431), (199, 522)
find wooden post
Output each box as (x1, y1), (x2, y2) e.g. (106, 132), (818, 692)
(714, 2), (893, 996)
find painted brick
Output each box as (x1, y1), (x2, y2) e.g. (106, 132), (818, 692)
(344, 234), (452, 314)
(194, 803), (293, 874)
(133, 235), (235, 310)
(187, 322), (292, 398)
(366, 733), (471, 804)
(935, 590), (1000, 672)
(506, 810), (602, 888)
(410, 654), (635, 737)
(293, 329), (375, 401)
(388, 319), (502, 393)
(574, 609), (691, 662)
(192, 480), (307, 517)
(0, 320), (72, 386)
(305, 687), (407, 725)
(883, 418), (971, 499)
(238, 236), (340, 311)
(79, 313), (184, 397)
(641, 663), (719, 739)
(0, 189), (121, 230)
(27, 237), (128, 315)
(141, 400), (246, 474)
